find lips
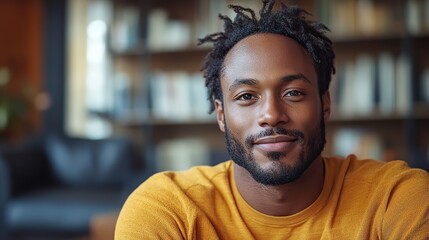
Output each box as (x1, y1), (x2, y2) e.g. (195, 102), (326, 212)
(253, 135), (298, 152)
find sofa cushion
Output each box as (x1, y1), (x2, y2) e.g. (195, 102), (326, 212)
(45, 136), (133, 188)
(0, 138), (53, 196)
(5, 188), (124, 234)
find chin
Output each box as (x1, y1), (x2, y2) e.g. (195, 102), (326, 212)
(247, 149), (315, 185)
(256, 147), (299, 163)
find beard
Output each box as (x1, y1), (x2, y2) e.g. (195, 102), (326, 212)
(225, 113), (326, 186)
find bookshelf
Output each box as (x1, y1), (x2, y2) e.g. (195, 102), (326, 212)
(320, 0), (429, 170)
(102, 0), (429, 173)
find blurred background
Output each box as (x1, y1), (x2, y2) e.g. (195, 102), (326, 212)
(0, 0), (428, 239)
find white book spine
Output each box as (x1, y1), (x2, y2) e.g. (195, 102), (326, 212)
(339, 61), (356, 116)
(395, 55), (412, 114)
(173, 72), (192, 120)
(353, 54), (375, 115)
(378, 52), (395, 114)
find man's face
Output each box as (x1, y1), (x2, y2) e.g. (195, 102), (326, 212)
(215, 33), (330, 185)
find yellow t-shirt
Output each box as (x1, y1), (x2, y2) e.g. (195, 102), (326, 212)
(115, 155), (429, 239)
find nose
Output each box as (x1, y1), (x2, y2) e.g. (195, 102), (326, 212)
(257, 95), (289, 128)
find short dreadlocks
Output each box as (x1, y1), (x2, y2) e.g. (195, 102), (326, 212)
(198, 0), (335, 113)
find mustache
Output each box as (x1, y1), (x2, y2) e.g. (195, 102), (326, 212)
(245, 127), (305, 148)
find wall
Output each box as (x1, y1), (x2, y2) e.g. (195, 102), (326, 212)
(0, 0), (43, 141)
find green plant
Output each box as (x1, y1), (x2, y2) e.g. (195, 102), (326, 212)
(0, 66), (36, 140)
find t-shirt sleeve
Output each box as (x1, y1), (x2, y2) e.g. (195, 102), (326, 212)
(382, 166), (429, 239)
(115, 174), (189, 240)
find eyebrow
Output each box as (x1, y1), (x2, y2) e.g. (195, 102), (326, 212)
(228, 73), (311, 92)
(281, 73), (311, 84)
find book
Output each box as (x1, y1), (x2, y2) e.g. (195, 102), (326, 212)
(377, 52), (395, 114)
(172, 72), (193, 120)
(316, 0), (332, 27)
(395, 55), (412, 114)
(420, 69), (429, 103)
(356, 0), (375, 35)
(425, 0), (429, 31)
(147, 9), (168, 51)
(113, 72), (132, 119)
(156, 138), (210, 171)
(331, 0), (357, 37)
(150, 71), (212, 121)
(190, 73), (211, 119)
(133, 75), (149, 121)
(150, 72), (170, 119)
(405, 0), (423, 35)
(353, 54), (376, 114)
(333, 128), (383, 160)
(110, 6), (141, 52)
(338, 61), (356, 116)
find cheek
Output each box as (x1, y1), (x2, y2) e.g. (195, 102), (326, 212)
(224, 107), (251, 138)
(289, 101), (322, 129)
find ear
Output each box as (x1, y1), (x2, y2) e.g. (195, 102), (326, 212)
(215, 99), (225, 132)
(322, 91), (331, 122)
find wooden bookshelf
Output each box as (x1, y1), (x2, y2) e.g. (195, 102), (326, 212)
(104, 0), (429, 172)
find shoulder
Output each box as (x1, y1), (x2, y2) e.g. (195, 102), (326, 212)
(326, 154), (429, 184)
(327, 155), (429, 210)
(122, 161), (234, 209)
(127, 160), (234, 206)
(142, 160), (233, 193)
(325, 154), (429, 200)
(115, 161), (233, 239)
(324, 155), (429, 238)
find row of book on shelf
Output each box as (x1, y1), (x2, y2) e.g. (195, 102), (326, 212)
(154, 129), (428, 171)
(331, 52), (429, 117)
(332, 127), (429, 167)
(155, 131), (385, 170)
(112, 53), (429, 121)
(333, 128), (385, 161)
(110, 0), (263, 52)
(318, 0), (429, 37)
(155, 137), (233, 171)
(110, 0), (429, 53)
(155, 138), (211, 171)
(113, 71), (212, 122)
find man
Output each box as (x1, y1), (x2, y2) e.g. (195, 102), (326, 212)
(115, 0), (429, 239)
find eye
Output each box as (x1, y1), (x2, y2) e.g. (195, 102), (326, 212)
(285, 90), (304, 97)
(284, 90), (305, 101)
(236, 93), (257, 101)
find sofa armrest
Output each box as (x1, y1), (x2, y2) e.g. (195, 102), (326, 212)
(0, 155), (9, 201)
(0, 150), (10, 239)
(0, 152), (10, 199)
(0, 138), (53, 197)
(0, 153), (7, 215)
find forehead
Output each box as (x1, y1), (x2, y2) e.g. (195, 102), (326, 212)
(222, 33), (316, 84)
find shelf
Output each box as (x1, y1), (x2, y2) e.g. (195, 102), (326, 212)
(115, 116), (217, 127)
(331, 32), (429, 45)
(110, 45), (211, 58)
(329, 103), (429, 123)
(111, 105), (429, 126)
(330, 114), (412, 123)
(103, 0), (429, 168)
(111, 33), (429, 58)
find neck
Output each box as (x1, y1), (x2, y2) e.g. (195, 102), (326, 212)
(234, 156), (325, 216)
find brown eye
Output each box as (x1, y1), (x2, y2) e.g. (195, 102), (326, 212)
(285, 90), (303, 97)
(238, 93), (256, 100)
(283, 90), (305, 102)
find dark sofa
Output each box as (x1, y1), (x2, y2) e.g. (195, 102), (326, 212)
(0, 135), (145, 239)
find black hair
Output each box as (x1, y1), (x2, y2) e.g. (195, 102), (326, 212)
(198, 0), (335, 113)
